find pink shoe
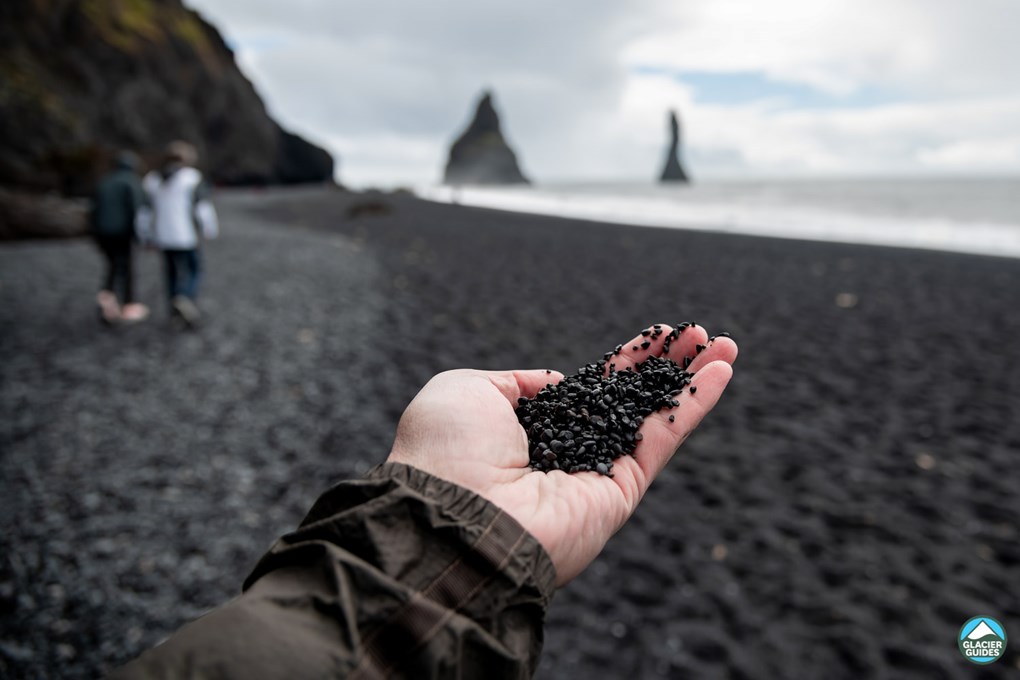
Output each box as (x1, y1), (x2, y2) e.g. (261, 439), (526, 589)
(121, 303), (150, 323)
(96, 290), (121, 324)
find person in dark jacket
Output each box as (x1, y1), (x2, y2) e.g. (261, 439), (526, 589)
(111, 324), (739, 679)
(91, 151), (149, 324)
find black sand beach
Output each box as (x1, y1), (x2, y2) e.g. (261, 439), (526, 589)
(1, 187), (1018, 678)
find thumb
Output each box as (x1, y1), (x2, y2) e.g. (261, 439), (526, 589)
(482, 369), (564, 405)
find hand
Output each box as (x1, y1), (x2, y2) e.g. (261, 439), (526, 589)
(387, 324), (738, 585)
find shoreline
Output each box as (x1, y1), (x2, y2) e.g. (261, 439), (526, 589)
(415, 180), (1020, 260)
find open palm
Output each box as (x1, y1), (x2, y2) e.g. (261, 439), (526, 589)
(388, 324), (738, 585)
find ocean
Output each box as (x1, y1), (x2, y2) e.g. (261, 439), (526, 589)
(417, 178), (1020, 259)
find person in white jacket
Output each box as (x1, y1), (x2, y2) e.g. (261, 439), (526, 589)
(138, 141), (218, 327)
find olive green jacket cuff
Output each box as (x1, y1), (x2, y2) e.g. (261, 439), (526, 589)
(112, 462), (556, 679)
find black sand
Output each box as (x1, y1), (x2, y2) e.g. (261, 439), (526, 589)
(1, 187), (1018, 678)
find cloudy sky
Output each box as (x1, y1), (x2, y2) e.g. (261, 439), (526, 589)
(186, 0), (1020, 187)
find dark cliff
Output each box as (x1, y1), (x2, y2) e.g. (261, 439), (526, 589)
(660, 110), (689, 183)
(444, 91), (528, 185)
(0, 0), (334, 196)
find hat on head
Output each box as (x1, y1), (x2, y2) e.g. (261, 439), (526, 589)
(165, 141), (198, 166)
(115, 150), (140, 171)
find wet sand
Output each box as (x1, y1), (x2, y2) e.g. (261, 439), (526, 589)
(1, 186), (1018, 678)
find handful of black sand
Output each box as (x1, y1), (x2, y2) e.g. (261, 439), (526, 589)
(517, 326), (708, 476)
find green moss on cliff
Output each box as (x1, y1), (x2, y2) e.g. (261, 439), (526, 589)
(82, 0), (162, 52)
(172, 11), (221, 73)
(0, 54), (73, 127)
(172, 13), (210, 51)
(80, 0), (218, 70)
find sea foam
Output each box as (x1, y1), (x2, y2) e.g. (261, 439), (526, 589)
(418, 179), (1020, 259)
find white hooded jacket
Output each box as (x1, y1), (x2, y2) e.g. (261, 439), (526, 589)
(138, 166), (218, 249)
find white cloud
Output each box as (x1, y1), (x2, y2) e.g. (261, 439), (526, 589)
(918, 138), (1020, 170)
(624, 0), (1020, 98)
(319, 132), (446, 188)
(624, 73), (1020, 176)
(186, 0), (1020, 186)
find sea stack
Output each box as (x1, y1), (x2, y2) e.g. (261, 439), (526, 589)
(444, 91), (529, 185)
(659, 110), (690, 183)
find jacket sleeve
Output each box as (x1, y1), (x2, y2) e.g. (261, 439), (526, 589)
(127, 176), (144, 222)
(134, 174), (157, 242)
(109, 463), (557, 679)
(192, 180), (219, 240)
(194, 200), (218, 240)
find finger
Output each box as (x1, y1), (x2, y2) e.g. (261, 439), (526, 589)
(606, 323), (708, 374)
(608, 360), (735, 506)
(636, 359), (734, 479)
(483, 369), (564, 405)
(685, 336), (739, 374)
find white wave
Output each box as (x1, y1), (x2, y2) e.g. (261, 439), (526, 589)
(417, 181), (1020, 259)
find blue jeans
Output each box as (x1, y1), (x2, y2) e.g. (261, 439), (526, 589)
(163, 249), (202, 300)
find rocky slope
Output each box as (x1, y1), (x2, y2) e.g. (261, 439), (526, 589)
(444, 91), (528, 185)
(0, 0), (334, 197)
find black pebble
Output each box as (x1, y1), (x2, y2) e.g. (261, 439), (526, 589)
(516, 342), (716, 475)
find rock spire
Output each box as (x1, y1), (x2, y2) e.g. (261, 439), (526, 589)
(444, 91), (528, 185)
(660, 110), (690, 183)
